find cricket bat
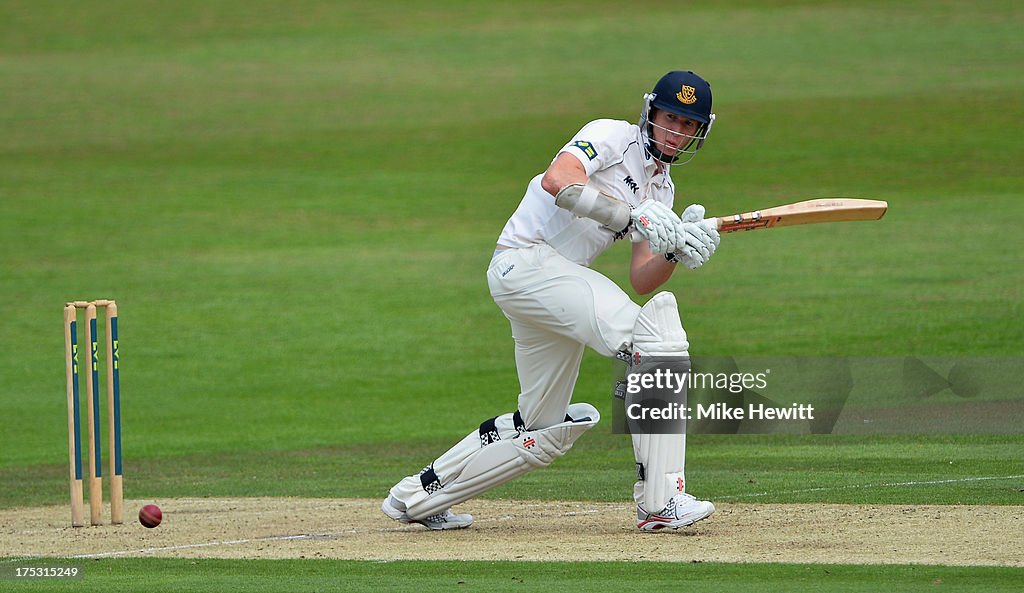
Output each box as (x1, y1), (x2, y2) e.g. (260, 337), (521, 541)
(709, 198), (887, 233)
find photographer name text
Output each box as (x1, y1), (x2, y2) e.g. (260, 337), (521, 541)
(627, 402), (815, 421)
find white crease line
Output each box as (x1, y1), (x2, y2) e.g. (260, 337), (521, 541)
(70, 534), (322, 559)
(66, 509), (608, 559)
(717, 474), (1024, 500)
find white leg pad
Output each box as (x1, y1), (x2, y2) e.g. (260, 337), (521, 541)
(632, 432), (687, 512)
(405, 403), (600, 520)
(632, 291), (688, 356)
(630, 291), (690, 513)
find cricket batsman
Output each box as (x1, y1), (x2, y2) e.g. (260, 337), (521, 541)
(382, 71), (720, 530)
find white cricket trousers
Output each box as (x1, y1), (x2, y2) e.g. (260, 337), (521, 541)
(486, 244), (638, 429)
(389, 243), (683, 508)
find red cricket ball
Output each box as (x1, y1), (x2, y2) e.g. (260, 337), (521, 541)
(139, 504), (162, 528)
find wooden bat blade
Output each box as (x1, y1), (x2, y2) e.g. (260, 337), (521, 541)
(711, 198), (888, 233)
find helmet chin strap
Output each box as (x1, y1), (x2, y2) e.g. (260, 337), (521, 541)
(646, 128), (680, 164)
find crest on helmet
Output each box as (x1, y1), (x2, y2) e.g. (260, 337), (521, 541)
(676, 85), (697, 105)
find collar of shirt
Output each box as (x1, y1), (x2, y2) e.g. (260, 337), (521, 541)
(648, 160), (672, 189)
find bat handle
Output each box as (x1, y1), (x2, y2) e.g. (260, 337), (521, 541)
(707, 217), (722, 230)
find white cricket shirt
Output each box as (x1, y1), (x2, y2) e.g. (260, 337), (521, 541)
(496, 119), (676, 266)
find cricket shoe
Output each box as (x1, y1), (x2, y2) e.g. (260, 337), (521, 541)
(637, 493), (715, 531)
(381, 494), (473, 530)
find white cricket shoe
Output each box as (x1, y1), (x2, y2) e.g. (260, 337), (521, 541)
(637, 492), (715, 531)
(381, 494), (473, 530)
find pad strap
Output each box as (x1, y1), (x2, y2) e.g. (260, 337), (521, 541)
(480, 411), (525, 445)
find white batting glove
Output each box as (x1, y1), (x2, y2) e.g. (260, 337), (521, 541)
(630, 200), (681, 255)
(669, 204), (721, 269)
(682, 203), (721, 252)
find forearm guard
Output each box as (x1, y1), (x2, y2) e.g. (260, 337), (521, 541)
(554, 183), (631, 232)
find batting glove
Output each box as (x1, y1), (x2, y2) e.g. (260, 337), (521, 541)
(630, 200), (681, 255)
(668, 204), (720, 269)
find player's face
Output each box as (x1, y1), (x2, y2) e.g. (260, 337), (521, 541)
(650, 110), (701, 156)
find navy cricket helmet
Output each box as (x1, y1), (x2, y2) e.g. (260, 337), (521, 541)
(640, 70), (716, 164)
(650, 70), (713, 124)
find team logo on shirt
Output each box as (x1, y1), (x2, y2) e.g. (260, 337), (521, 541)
(623, 176), (638, 194)
(676, 85), (697, 105)
(572, 141), (598, 160)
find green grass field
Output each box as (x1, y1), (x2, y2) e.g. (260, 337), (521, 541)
(1, 0), (1022, 590)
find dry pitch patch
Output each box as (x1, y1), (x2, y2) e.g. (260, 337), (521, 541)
(1, 498), (1021, 566)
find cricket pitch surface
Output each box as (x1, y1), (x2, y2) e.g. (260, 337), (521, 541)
(2, 498), (1021, 566)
